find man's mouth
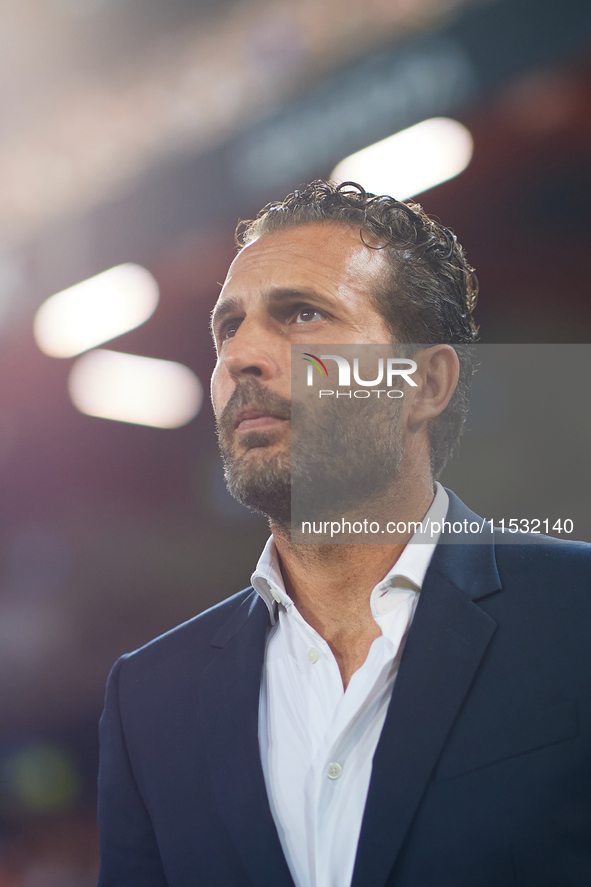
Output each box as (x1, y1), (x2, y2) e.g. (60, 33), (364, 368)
(234, 409), (289, 433)
(217, 379), (292, 447)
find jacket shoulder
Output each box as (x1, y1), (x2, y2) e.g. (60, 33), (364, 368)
(494, 535), (591, 572)
(490, 536), (591, 612)
(113, 587), (260, 688)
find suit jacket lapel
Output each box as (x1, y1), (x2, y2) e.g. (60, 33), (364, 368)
(351, 494), (501, 887)
(199, 592), (295, 887)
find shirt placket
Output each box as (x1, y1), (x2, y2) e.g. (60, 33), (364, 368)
(310, 636), (398, 887)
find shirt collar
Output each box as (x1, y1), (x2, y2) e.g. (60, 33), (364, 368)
(374, 483), (449, 593)
(251, 483), (449, 624)
(251, 535), (289, 623)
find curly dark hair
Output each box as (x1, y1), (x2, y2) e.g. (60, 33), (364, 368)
(236, 180), (479, 478)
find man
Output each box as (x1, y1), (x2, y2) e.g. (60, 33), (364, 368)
(97, 181), (591, 886)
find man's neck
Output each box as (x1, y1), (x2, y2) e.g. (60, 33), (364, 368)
(270, 481), (434, 688)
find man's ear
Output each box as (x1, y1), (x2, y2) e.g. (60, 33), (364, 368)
(406, 345), (460, 429)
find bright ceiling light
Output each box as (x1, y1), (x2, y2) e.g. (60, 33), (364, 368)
(331, 117), (473, 200)
(34, 264), (159, 358)
(68, 350), (203, 429)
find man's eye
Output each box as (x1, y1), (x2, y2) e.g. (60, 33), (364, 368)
(222, 320), (242, 340)
(294, 307), (323, 324)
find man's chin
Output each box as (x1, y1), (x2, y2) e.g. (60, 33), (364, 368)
(223, 450), (291, 526)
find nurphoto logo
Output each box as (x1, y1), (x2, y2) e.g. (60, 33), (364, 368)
(303, 352), (417, 398)
(302, 353), (329, 378)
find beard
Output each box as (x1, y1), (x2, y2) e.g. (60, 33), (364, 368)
(216, 379), (293, 527)
(215, 377), (405, 531)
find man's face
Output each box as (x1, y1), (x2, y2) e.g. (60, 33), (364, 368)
(210, 222), (398, 525)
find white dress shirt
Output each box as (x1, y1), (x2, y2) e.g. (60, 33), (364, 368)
(252, 484), (449, 887)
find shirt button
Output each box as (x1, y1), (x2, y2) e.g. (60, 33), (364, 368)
(271, 589), (282, 604)
(307, 647), (319, 664)
(327, 762), (342, 780)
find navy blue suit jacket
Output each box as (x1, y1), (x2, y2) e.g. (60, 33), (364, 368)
(97, 492), (591, 886)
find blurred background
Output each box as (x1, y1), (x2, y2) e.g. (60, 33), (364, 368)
(0, 0), (590, 881)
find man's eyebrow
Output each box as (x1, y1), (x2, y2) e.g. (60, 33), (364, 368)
(262, 287), (327, 306)
(211, 287), (330, 335)
(210, 296), (243, 335)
